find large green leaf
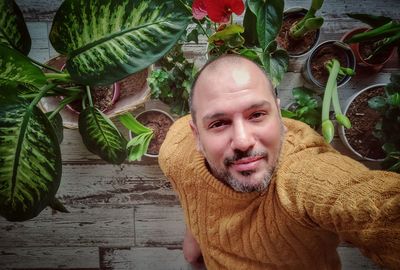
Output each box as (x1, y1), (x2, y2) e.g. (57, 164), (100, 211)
(79, 106), (127, 164)
(242, 1), (259, 47)
(0, 0), (31, 55)
(0, 97), (61, 221)
(0, 44), (47, 90)
(260, 43), (289, 87)
(49, 0), (191, 86)
(255, 0), (284, 50)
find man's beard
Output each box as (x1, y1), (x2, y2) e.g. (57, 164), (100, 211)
(208, 151), (275, 193)
(207, 123), (285, 193)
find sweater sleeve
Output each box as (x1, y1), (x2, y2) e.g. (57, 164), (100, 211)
(277, 151), (400, 269)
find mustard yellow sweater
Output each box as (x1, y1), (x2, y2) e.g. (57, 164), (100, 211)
(158, 116), (400, 270)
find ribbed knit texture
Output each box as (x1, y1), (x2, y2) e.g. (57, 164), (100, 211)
(159, 116), (400, 270)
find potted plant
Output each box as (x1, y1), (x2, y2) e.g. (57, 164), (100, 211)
(343, 13), (400, 71)
(320, 59), (354, 143)
(277, 0), (324, 57)
(191, 0), (289, 87)
(281, 86), (322, 129)
(339, 73), (400, 172)
(302, 40), (356, 88)
(120, 109), (174, 161)
(0, 0), (191, 221)
(148, 43), (196, 117)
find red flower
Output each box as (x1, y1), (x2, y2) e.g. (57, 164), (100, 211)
(192, 0), (245, 23)
(192, 0), (208, 20)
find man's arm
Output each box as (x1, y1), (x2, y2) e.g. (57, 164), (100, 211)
(183, 227), (204, 269)
(278, 151), (400, 268)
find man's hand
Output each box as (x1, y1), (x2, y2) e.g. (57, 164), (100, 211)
(183, 228), (204, 269)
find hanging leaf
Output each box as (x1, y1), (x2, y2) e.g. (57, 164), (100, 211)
(79, 106), (127, 164)
(49, 0), (191, 86)
(0, 98), (61, 221)
(254, 0), (284, 50)
(260, 45), (289, 87)
(0, 0), (31, 55)
(0, 44), (47, 90)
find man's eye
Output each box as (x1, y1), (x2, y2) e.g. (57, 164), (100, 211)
(250, 112), (266, 120)
(209, 121), (227, 129)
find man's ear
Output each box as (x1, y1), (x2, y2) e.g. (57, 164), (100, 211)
(189, 119), (203, 152)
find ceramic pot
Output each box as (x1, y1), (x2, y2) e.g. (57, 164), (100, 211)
(128, 109), (174, 158)
(302, 40), (356, 88)
(341, 27), (396, 72)
(277, 7), (321, 58)
(338, 84), (386, 161)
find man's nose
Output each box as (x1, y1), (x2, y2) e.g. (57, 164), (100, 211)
(231, 120), (255, 151)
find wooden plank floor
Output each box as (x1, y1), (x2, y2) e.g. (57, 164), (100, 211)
(2, 0), (399, 269)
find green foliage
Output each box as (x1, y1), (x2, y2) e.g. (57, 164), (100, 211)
(149, 44), (195, 116)
(345, 13), (400, 61)
(0, 0), (189, 221)
(321, 59), (355, 143)
(368, 73), (400, 172)
(119, 113), (153, 161)
(289, 0), (324, 39)
(281, 87), (321, 129)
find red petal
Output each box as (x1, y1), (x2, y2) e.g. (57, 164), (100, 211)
(230, 0), (245, 15)
(192, 0), (208, 20)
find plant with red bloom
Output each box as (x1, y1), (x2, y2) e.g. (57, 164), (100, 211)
(189, 0), (289, 87)
(193, 0), (245, 23)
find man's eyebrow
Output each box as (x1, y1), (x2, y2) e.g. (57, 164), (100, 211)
(202, 100), (272, 123)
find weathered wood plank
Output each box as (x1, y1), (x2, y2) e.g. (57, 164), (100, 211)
(0, 206), (135, 247)
(135, 205), (185, 247)
(99, 247), (191, 270)
(0, 247), (99, 269)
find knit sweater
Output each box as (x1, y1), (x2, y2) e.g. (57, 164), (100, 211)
(158, 116), (400, 270)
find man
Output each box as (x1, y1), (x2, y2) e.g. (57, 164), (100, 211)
(158, 55), (400, 269)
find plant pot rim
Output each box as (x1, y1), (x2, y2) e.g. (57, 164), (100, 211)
(338, 83), (386, 162)
(128, 108), (175, 158)
(341, 27), (396, 71)
(305, 40), (356, 88)
(281, 7), (321, 58)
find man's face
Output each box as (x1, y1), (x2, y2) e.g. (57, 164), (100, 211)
(190, 62), (284, 192)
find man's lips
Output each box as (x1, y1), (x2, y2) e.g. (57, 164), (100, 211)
(230, 156), (264, 172)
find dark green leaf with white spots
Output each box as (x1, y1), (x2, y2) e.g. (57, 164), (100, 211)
(0, 44), (47, 90)
(79, 106), (127, 164)
(0, 0), (31, 54)
(49, 0), (191, 86)
(0, 99), (61, 221)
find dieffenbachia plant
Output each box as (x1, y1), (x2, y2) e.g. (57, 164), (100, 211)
(289, 0), (324, 39)
(0, 0), (190, 221)
(321, 59), (355, 143)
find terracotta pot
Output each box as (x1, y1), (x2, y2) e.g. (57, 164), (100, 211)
(338, 84), (386, 162)
(277, 7), (321, 58)
(302, 40), (356, 88)
(128, 109), (174, 158)
(341, 27), (396, 72)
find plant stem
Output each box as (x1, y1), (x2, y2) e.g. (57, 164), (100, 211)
(86, 86), (94, 107)
(322, 59), (340, 122)
(47, 94), (79, 120)
(28, 83), (56, 110)
(45, 72), (72, 82)
(331, 80), (342, 115)
(30, 57), (62, 73)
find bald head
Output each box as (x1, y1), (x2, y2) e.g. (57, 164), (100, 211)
(190, 55), (276, 123)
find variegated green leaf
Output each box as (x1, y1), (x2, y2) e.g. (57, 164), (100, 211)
(79, 106), (127, 164)
(0, 0), (31, 54)
(0, 44), (47, 90)
(49, 0), (191, 86)
(261, 46), (289, 87)
(46, 111), (64, 144)
(0, 98), (61, 221)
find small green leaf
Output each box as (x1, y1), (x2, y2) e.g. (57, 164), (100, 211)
(261, 48), (289, 87)
(49, 197), (69, 213)
(119, 113), (152, 135)
(368, 96), (387, 110)
(208, 24), (244, 43)
(336, 113), (351, 129)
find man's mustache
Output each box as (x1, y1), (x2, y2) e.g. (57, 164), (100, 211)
(224, 150), (267, 166)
